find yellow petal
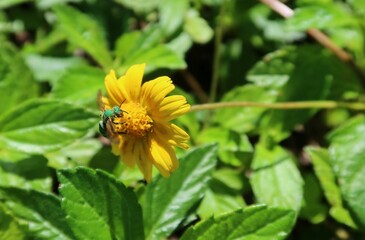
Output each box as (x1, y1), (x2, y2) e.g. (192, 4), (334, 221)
(104, 70), (124, 106)
(154, 122), (189, 149)
(141, 76), (174, 111)
(121, 64), (145, 102)
(135, 141), (153, 182)
(148, 133), (179, 177)
(120, 139), (136, 167)
(120, 139), (153, 182)
(155, 95), (190, 121)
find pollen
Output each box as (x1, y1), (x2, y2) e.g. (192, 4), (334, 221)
(113, 102), (153, 138)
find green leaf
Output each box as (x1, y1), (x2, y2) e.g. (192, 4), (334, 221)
(114, 0), (158, 13)
(305, 147), (356, 227)
(213, 84), (278, 133)
(299, 173), (327, 224)
(327, 115), (365, 227)
(197, 169), (246, 219)
(115, 26), (186, 73)
(0, 153), (51, 192)
(121, 45), (186, 73)
(286, 4), (358, 31)
(0, 204), (25, 240)
(166, 32), (193, 57)
(181, 205), (295, 240)
(24, 54), (87, 83)
(0, 0), (31, 9)
(57, 167), (144, 240)
(0, 42), (38, 113)
(259, 46), (341, 141)
(0, 99), (98, 154)
(158, 0), (188, 37)
(115, 31), (142, 60)
(51, 66), (105, 106)
(46, 139), (103, 169)
(196, 127), (253, 167)
(143, 144), (218, 240)
(184, 9), (213, 44)
(250, 5), (304, 43)
(53, 5), (112, 69)
(348, 0), (365, 17)
(36, 0), (83, 10)
(250, 143), (303, 212)
(0, 187), (74, 239)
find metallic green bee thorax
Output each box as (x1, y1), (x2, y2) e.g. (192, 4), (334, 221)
(103, 109), (115, 118)
(113, 106), (122, 115)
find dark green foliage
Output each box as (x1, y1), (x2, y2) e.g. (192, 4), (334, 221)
(1, 0), (365, 239)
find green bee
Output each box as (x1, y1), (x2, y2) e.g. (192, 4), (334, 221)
(97, 90), (127, 137)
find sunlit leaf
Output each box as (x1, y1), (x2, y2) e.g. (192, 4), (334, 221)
(181, 205), (295, 240)
(143, 144), (218, 240)
(0, 42), (38, 113)
(51, 66), (104, 106)
(0, 99), (98, 154)
(58, 167), (144, 240)
(327, 116), (365, 227)
(53, 5), (112, 69)
(24, 54), (86, 83)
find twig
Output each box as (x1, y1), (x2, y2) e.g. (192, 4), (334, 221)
(180, 70), (209, 103)
(259, 0), (365, 81)
(209, 0), (226, 103)
(189, 100), (365, 112)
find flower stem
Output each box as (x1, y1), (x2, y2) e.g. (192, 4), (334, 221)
(189, 101), (365, 112)
(209, 0), (226, 103)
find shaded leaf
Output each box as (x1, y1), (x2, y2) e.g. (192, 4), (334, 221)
(0, 0), (30, 9)
(197, 168), (246, 219)
(196, 127), (253, 167)
(250, 143), (303, 212)
(0, 187), (74, 239)
(306, 147), (356, 227)
(0, 153), (51, 191)
(213, 85), (278, 133)
(299, 173), (327, 224)
(0, 204), (25, 240)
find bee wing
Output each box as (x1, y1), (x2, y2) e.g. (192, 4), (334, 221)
(106, 119), (119, 142)
(97, 89), (106, 111)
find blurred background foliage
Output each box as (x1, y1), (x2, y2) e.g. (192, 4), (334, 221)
(1, 0), (365, 239)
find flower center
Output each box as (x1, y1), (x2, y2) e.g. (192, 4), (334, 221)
(112, 102), (153, 138)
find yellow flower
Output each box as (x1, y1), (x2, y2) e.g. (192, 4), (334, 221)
(99, 63), (190, 182)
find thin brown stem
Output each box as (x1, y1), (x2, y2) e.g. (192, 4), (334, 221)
(259, 0), (365, 82)
(189, 101), (365, 112)
(180, 70), (209, 103)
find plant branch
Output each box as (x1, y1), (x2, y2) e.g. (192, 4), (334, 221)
(209, 0), (226, 103)
(189, 100), (365, 112)
(259, 0), (365, 81)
